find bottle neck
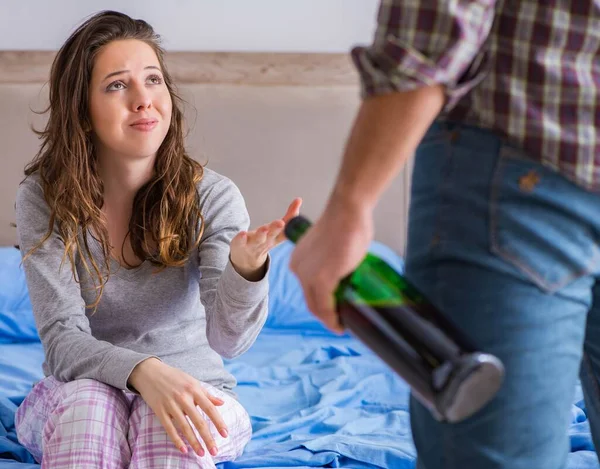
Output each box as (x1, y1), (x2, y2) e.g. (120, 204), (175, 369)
(284, 215), (312, 243)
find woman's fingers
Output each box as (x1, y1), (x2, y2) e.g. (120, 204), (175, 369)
(208, 394), (225, 406)
(156, 410), (190, 455)
(182, 404), (215, 457)
(178, 392), (228, 458)
(161, 393), (229, 458)
(267, 220), (285, 238)
(246, 221), (284, 254)
(238, 198), (302, 252)
(234, 200), (302, 267)
(249, 226), (268, 246)
(250, 221), (283, 240)
(170, 405), (205, 457)
(282, 197), (303, 223)
(198, 391), (229, 438)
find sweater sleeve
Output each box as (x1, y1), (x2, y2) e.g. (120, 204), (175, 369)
(197, 176), (269, 360)
(15, 177), (156, 390)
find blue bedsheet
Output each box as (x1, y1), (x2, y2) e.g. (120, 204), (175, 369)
(1, 330), (599, 468)
(1, 241), (599, 468)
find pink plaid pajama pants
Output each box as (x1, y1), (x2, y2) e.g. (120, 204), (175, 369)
(14, 376), (252, 468)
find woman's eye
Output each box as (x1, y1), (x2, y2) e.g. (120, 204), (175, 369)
(107, 81), (125, 91)
(148, 74), (164, 85)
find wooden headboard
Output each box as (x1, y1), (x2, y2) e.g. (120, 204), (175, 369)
(0, 51), (412, 254)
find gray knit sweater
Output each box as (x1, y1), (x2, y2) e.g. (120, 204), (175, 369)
(15, 168), (269, 397)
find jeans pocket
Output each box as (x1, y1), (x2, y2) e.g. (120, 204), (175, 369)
(489, 145), (600, 293)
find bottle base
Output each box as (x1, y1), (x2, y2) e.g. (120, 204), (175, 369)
(435, 353), (505, 423)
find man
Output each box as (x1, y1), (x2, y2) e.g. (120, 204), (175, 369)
(289, 1), (600, 468)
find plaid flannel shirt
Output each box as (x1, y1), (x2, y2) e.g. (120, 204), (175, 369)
(352, 0), (600, 191)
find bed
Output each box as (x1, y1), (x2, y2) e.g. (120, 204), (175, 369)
(0, 242), (599, 469)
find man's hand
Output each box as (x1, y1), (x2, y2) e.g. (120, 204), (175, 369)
(289, 197), (374, 334)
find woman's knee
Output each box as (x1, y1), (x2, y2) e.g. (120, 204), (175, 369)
(52, 378), (130, 425)
(58, 378), (122, 399)
(128, 386), (252, 463)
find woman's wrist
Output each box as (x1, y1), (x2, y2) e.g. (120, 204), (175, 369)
(230, 254), (267, 282)
(128, 357), (161, 390)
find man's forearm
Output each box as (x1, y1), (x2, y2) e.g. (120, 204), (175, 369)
(329, 85), (445, 211)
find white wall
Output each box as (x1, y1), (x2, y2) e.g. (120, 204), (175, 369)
(0, 0), (380, 52)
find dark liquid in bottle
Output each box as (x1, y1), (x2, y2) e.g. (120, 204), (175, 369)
(338, 300), (437, 404)
(338, 281), (485, 393)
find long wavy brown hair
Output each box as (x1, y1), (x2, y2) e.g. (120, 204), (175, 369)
(23, 10), (205, 309)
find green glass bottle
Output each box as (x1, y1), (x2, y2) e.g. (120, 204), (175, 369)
(285, 215), (504, 423)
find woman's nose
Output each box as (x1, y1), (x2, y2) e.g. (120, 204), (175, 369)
(132, 87), (152, 111)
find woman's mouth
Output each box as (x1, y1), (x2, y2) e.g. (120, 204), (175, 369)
(130, 119), (158, 132)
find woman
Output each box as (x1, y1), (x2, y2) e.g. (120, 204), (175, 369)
(14, 10), (301, 468)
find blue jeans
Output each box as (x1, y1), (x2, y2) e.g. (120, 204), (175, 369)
(405, 121), (600, 469)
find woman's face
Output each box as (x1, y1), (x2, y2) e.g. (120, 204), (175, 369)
(88, 39), (172, 164)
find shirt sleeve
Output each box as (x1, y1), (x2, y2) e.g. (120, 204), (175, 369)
(15, 177), (156, 391)
(351, 0), (498, 109)
(197, 177), (269, 360)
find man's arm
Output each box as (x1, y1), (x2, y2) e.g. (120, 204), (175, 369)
(331, 0), (498, 210)
(289, 0), (498, 332)
(330, 85), (444, 213)
(289, 87), (443, 333)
